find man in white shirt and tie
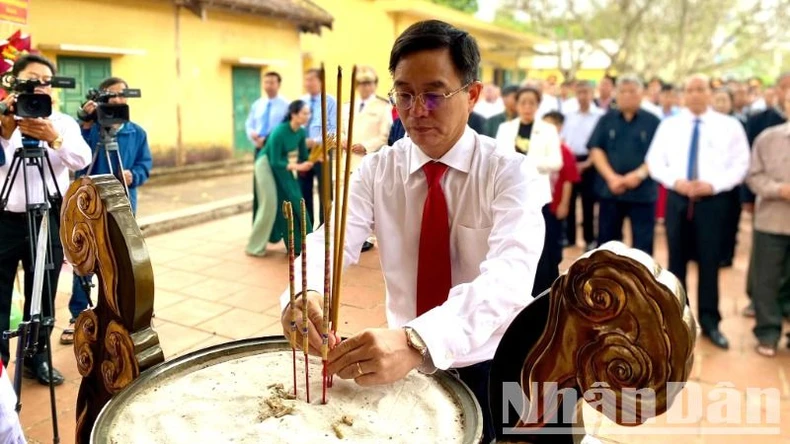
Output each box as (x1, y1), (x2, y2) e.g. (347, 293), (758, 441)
(280, 20), (547, 443)
(645, 73), (750, 350)
(561, 80), (604, 251)
(0, 54), (92, 385)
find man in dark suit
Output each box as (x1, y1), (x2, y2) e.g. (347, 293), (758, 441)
(742, 72), (790, 319)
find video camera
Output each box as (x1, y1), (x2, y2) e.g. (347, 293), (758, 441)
(0, 73), (75, 118)
(82, 87), (141, 126)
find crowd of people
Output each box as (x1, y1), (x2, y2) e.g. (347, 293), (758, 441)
(468, 71), (790, 357)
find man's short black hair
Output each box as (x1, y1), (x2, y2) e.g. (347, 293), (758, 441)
(11, 54), (56, 77)
(660, 83), (675, 93)
(99, 77), (128, 90)
(543, 111), (565, 126)
(389, 20), (480, 85)
(603, 74), (617, 84)
(502, 84), (519, 96)
(265, 71), (282, 84)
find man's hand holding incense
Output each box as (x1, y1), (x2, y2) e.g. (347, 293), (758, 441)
(281, 291), (339, 356)
(327, 329), (422, 386)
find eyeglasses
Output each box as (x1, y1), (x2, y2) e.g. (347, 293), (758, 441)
(389, 82), (473, 111)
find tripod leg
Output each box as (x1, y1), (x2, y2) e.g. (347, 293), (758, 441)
(114, 149), (131, 200)
(44, 327), (60, 443)
(0, 153), (23, 209)
(12, 322), (28, 413)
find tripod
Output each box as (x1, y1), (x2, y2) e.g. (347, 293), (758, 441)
(90, 125), (129, 197)
(76, 125), (130, 300)
(0, 135), (62, 443)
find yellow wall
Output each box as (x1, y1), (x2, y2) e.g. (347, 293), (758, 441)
(5, 0), (304, 163)
(302, 0), (530, 101)
(301, 0), (395, 103)
(20, 0), (177, 154)
(178, 8), (303, 150)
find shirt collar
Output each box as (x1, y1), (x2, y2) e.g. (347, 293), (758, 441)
(681, 107), (713, 122)
(408, 126), (475, 176)
(358, 95), (374, 106)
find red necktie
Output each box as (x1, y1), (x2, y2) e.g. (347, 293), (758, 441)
(416, 161), (452, 316)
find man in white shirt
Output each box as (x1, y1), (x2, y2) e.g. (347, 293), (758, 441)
(342, 66), (393, 253)
(280, 20), (546, 443)
(0, 54), (92, 385)
(645, 73), (750, 350)
(561, 80), (603, 251)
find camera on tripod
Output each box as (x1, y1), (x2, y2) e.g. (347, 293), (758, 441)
(83, 87), (141, 126)
(0, 72), (75, 118)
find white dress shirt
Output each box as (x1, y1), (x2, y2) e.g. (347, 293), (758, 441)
(0, 111), (92, 213)
(640, 99), (663, 119)
(473, 98), (504, 119)
(645, 109), (750, 194)
(280, 126), (548, 370)
(494, 118), (561, 205)
(536, 94), (559, 119)
(561, 105), (604, 157)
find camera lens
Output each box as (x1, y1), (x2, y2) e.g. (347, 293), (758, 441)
(16, 93), (52, 118)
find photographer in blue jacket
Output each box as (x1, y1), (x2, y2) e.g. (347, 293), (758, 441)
(60, 76), (152, 345)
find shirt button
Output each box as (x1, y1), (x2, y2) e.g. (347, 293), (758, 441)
(445, 352), (454, 360)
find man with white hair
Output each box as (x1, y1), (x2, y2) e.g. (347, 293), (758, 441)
(588, 74), (661, 256)
(646, 73), (750, 350)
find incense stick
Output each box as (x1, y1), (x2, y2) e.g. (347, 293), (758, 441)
(333, 66), (343, 307)
(300, 198), (310, 404)
(284, 201), (297, 398)
(331, 65), (358, 333)
(320, 64), (333, 404)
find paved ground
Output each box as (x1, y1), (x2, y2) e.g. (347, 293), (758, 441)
(11, 187), (790, 442)
(135, 171), (252, 219)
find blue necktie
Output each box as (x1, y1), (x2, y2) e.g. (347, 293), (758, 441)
(686, 118), (701, 180)
(260, 101), (272, 137)
(310, 97), (318, 127)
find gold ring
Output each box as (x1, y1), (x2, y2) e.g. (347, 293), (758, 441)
(356, 362), (363, 376)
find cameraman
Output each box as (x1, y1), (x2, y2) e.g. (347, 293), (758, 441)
(0, 54), (92, 385)
(59, 77), (151, 346)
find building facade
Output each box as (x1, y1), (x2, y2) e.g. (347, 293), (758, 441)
(1, 0), (541, 165)
(1, 0), (331, 166)
(301, 0), (540, 99)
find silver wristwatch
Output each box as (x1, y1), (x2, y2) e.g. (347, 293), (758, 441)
(404, 327), (427, 358)
(404, 327), (437, 373)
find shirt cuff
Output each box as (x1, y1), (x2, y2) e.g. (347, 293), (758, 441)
(406, 308), (468, 370)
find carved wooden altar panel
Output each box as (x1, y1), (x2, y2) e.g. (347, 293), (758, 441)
(490, 242), (697, 442)
(59, 175), (164, 444)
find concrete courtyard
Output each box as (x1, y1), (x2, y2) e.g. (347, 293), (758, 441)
(10, 210), (790, 443)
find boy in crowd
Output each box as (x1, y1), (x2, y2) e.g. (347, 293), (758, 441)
(535, 111), (580, 291)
